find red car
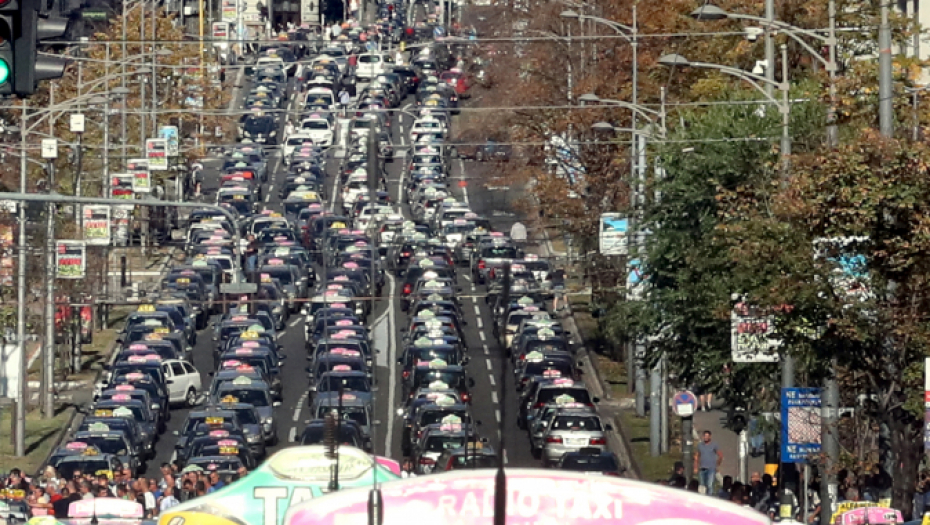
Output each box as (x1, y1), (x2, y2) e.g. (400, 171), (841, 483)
(440, 69), (470, 96)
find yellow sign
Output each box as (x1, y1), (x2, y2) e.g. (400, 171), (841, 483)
(138, 304), (156, 312)
(154, 327), (170, 334)
(206, 416), (224, 426)
(240, 331), (259, 339)
(830, 500), (892, 524)
(95, 409), (113, 417)
(219, 446), (238, 455)
(220, 395), (239, 404)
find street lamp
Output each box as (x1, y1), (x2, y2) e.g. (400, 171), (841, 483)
(688, 1), (838, 147)
(658, 46), (791, 173)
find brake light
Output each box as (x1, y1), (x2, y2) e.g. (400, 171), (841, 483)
(403, 283), (412, 295)
(462, 393), (470, 402)
(401, 251), (411, 257)
(402, 370), (410, 379)
(534, 402), (545, 409)
(589, 437), (607, 445)
(413, 77), (419, 83)
(545, 436), (563, 444)
(478, 260), (486, 270)
(518, 354), (525, 361)
(302, 225), (309, 230)
(419, 457), (435, 465)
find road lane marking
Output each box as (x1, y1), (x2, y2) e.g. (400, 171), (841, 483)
(494, 409), (501, 422)
(457, 158), (468, 205)
(264, 193), (270, 203)
(292, 392), (308, 422)
(288, 317), (300, 328)
(483, 345), (489, 355)
(489, 375), (496, 386)
(476, 318), (483, 329)
(491, 391), (498, 404)
(485, 358), (492, 370)
(473, 305), (480, 316)
(479, 331), (485, 342)
(288, 427), (297, 443)
(383, 273), (398, 454)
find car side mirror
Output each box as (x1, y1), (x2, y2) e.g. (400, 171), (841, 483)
(577, 361), (584, 368)
(605, 424), (614, 431)
(468, 378), (476, 388)
(593, 397), (600, 403)
(172, 430), (179, 436)
(273, 401), (282, 407)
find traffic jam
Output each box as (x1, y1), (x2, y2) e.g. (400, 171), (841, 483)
(42, 17), (622, 516)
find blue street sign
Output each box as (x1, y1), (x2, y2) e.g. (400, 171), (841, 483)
(780, 387), (822, 463)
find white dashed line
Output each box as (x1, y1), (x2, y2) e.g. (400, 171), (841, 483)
(479, 331), (486, 342)
(264, 193), (270, 203)
(483, 346), (490, 356)
(485, 358), (492, 370)
(288, 427), (297, 443)
(476, 318), (483, 329)
(288, 317), (300, 328)
(473, 305), (480, 316)
(494, 409), (501, 422)
(491, 391), (498, 404)
(489, 375), (496, 386)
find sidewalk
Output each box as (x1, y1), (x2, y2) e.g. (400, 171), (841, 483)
(692, 406), (766, 481)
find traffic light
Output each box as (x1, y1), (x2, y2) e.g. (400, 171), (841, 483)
(0, 0), (18, 95)
(14, 0), (68, 96)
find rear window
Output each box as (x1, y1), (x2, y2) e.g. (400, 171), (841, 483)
(552, 416), (602, 431)
(537, 387), (592, 405)
(449, 454), (497, 470)
(559, 454), (619, 471)
(359, 55), (382, 64)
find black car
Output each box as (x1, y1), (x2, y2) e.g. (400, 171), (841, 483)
(556, 448), (625, 476)
(298, 418), (370, 451)
(240, 115), (278, 144)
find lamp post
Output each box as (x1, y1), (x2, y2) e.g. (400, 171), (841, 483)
(689, 2), (838, 147)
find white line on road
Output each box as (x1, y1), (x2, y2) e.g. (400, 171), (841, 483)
(483, 345), (490, 356)
(473, 305), (480, 316)
(476, 318), (483, 329)
(288, 317), (301, 328)
(383, 273), (398, 454)
(288, 427), (297, 443)
(495, 409), (501, 423)
(479, 331), (486, 342)
(489, 375), (496, 386)
(292, 392), (308, 422)
(491, 391), (498, 404)
(264, 193), (271, 203)
(485, 358), (492, 370)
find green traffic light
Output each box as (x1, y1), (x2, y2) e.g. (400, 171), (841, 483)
(0, 59), (9, 85)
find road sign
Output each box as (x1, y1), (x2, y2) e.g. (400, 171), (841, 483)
(145, 138), (168, 171)
(40, 138), (57, 159)
(781, 387), (822, 463)
(672, 390), (697, 417)
(221, 282), (258, 294)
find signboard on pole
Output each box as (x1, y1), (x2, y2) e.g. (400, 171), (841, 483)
(781, 387), (822, 463)
(82, 206), (111, 246)
(598, 213), (628, 256)
(0, 224), (12, 287)
(158, 125), (180, 157)
(731, 299), (781, 363)
(110, 174), (134, 200)
(925, 357), (930, 451)
(627, 258), (646, 300)
(212, 22), (230, 40)
(221, 0), (237, 21)
(127, 158), (151, 193)
(300, 0), (320, 24)
(672, 390), (697, 417)
(40, 138), (57, 159)
(56, 241), (86, 279)
(145, 139), (168, 171)
(112, 206), (132, 246)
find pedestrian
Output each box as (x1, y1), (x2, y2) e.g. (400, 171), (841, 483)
(142, 479), (157, 518)
(285, 119), (295, 138)
(237, 466), (248, 480)
(245, 234), (259, 273)
(339, 88), (351, 115)
(159, 485), (180, 513)
(717, 475), (733, 500)
(694, 430), (723, 495)
(53, 486), (74, 518)
(686, 478), (700, 492)
(80, 481), (94, 500)
(668, 461), (687, 487)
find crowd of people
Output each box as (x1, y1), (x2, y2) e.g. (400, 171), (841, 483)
(1, 463), (250, 520)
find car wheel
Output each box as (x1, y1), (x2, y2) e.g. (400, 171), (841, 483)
(186, 387), (198, 408)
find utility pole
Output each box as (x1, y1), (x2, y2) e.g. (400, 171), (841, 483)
(820, 359), (839, 525)
(43, 161), (55, 418)
(649, 362), (661, 456)
(879, 0), (894, 137)
(764, 0), (774, 98)
(14, 101), (27, 457)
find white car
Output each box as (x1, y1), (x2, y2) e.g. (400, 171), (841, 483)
(299, 116), (335, 147)
(284, 134), (315, 162)
(341, 174), (370, 214)
(356, 53), (395, 81)
(161, 359), (203, 406)
(410, 118), (447, 142)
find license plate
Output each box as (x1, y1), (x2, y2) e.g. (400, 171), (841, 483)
(566, 438), (588, 447)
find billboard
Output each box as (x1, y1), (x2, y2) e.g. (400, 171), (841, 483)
(598, 213), (628, 256)
(110, 174), (134, 200)
(82, 206), (111, 246)
(56, 241), (86, 279)
(731, 299), (781, 363)
(159, 125), (180, 157)
(0, 224), (12, 287)
(781, 387), (822, 463)
(221, 0), (237, 22)
(145, 139), (168, 171)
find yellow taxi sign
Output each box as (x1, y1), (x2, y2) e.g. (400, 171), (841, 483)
(206, 416), (224, 426)
(220, 395), (239, 404)
(95, 409), (113, 417)
(82, 448), (99, 456)
(154, 327), (170, 334)
(137, 304), (156, 312)
(240, 331), (260, 339)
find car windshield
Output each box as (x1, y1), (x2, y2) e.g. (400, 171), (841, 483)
(317, 375), (369, 392)
(420, 409), (468, 427)
(359, 55), (381, 63)
(303, 120), (329, 130)
(449, 454), (497, 469)
(415, 370), (464, 389)
(75, 436), (128, 455)
(262, 267), (293, 284)
(57, 459), (111, 480)
(218, 388), (270, 407)
(559, 454), (619, 471)
(229, 408), (259, 425)
(483, 246), (517, 258)
(301, 425), (360, 445)
(426, 435), (466, 453)
(537, 388), (592, 405)
(319, 406), (368, 426)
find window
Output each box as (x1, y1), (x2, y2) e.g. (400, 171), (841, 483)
(171, 362), (185, 376)
(183, 362), (196, 374)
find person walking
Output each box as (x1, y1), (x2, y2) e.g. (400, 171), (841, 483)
(694, 430), (723, 495)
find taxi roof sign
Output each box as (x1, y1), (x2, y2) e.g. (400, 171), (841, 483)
(231, 376), (252, 385)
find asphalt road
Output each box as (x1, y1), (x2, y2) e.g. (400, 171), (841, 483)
(123, 55), (547, 478)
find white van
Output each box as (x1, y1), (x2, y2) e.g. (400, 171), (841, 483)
(356, 53), (394, 82)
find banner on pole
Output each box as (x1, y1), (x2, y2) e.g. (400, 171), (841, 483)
(598, 213), (628, 256)
(56, 241), (86, 279)
(731, 299), (781, 363)
(780, 387), (822, 463)
(145, 139), (168, 171)
(0, 224), (12, 287)
(110, 174), (134, 200)
(82, 206), (111, 246)
(159, 125), (180, 157)
(221, 0), (237, 22)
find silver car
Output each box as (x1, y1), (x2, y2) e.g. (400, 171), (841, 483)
(540, 407), (611, 467)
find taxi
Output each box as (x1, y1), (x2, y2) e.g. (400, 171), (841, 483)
(211, 376), (280, 445)
(51, 444), (124, 481)
(308, 391), (376, 444)
(411, 418), (473, 474)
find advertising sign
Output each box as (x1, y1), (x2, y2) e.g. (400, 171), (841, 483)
(56, 241), (86, 279)
(158, 446), (398, 525)
(212, 22), (229, 39)
(82, 206), (111, 246)
(300, 0), (320, 24)
(283, 469), (772, 525)
(0, 224), (12, 287)
(159, 125), (180, 157)
(830, 501), (893, 524)
(145, 139), (168, 171)
(110, 174), (134, 200)
(598, 213), (628, 256)
(925, 357), (930, 451)
(813, 236), (872, 303)
(731, 299), (781, 363)
(112, 206), (132, 246)
(221, 0), (237, 22)
(781, 387), (822, 463)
